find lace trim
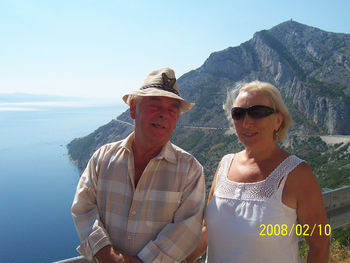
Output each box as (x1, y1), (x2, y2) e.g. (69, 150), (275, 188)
(215, 154), (304, 201)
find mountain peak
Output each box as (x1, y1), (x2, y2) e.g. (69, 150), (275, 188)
(271, 19), (312, 30)
(68, 21), (350, 174)
(182, 20), (350, 135)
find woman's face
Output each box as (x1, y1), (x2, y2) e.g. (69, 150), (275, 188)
(233, 90), (283, 149)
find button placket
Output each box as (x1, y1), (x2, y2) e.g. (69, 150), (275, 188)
(126, 189), (140, 249)
(235, 184), (244, 199)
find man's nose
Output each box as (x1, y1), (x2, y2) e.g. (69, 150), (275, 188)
(158, 108), (166, 118)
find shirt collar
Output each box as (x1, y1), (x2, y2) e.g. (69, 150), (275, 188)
(157, 140), (177, 164)
(121, 132), (177, 164)
(120, 132), (135, 152)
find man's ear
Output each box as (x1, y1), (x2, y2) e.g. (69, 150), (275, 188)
(130, 99), (136, 120)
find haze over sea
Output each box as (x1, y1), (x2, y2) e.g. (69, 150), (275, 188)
(0, 95), (127, 262)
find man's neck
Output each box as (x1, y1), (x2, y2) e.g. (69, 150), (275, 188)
(132, 138), (163, 162)
(132, 137), (165, 187)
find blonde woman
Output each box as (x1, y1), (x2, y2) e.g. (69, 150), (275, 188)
(187, 81), (329, 263)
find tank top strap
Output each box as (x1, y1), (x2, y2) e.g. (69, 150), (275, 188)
(215, 154), (234, 191)
(272, 155), (305, 200)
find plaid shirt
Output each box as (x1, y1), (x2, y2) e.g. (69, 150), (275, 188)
(71, 132), (205, 262)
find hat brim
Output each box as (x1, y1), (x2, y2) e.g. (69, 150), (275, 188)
(122, 88), (194, 114)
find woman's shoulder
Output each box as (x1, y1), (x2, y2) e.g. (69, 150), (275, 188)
(221, 153), (235, 163)
(285, 156), (315, 189)
(283, 154), (311, 173)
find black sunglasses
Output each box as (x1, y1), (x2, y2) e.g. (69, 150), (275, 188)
(231, 105), (275, 120)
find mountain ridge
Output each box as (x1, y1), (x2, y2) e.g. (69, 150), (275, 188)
(176, 20), (350, 134)
(67, 20), (350, 191)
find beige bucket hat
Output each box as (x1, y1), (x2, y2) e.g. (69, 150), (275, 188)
(122, 67), (194, 114)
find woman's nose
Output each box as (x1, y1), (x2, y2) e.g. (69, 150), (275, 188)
(242, 114), (254, 128)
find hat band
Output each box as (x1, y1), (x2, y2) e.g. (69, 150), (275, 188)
(140, 84), (179, 96)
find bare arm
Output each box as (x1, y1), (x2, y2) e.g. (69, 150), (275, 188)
(285, 162), (330, 263)
(186, 162), (220, 263)
(186, 225), (207, 263)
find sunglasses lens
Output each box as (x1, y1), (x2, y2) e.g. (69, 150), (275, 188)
(248, 106), (275, 119)
(231, 106), (275, 120)
(231, 108), (246, 120)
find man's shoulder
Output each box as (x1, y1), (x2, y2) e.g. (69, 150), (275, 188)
(93, 138), (129, 157)
(98, 141), (120, 151)
(170, 142), (191, 156)
(170, 143), (201, 165)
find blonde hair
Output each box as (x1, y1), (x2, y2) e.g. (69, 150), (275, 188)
(236, 81), (293, 141)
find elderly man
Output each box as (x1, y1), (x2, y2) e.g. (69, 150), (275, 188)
(71, 68), (205, 263)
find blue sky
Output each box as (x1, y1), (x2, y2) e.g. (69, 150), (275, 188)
(1, 0), (349, 101)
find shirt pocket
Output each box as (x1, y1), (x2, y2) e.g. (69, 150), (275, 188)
(145, 190), (182, 223)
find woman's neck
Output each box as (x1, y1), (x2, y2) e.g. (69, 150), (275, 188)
(243, 143), (282, 162)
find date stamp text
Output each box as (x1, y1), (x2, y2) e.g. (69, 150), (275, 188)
(259, 224), (331, 237)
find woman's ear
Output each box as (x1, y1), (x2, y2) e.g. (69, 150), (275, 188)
(274, 111), (284, 132)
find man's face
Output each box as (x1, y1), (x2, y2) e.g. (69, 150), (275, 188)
(131, 96), (180, 148)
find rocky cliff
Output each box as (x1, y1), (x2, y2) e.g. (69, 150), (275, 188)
(68, 20), (350, 188)
(177, 20), (350, 134)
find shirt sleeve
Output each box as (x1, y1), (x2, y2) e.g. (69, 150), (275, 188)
(137, 159), (206, 263)
(71, 149), (112, 260)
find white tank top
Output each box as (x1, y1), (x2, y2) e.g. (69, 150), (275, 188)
(205, 154), (303, 263)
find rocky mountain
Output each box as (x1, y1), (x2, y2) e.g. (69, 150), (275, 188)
(177, 20), (350, 134)
(67, 20), (350, 191)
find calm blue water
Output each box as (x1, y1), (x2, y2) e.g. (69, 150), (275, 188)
(0, 102), (127, 262)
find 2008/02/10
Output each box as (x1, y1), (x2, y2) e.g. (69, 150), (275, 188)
(259, 224), (331, 237)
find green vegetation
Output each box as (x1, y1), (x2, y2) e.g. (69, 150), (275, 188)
(172, 128), (243, 193)
(174, 128), (350, 203)
(181, 76), (229, 127)
(67, 133), (98, 171)
(174, 128), (350, 194)
(284, 100), (325, 134)
(67, 120), (133, 171)
(305, 78), (347, 100)
(299, 225), (350, 262)
(284, 136), (350, 189)
(179, 130), (205, 150)
(333, 224), (350, 247)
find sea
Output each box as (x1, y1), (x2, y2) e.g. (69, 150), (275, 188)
(0, 96), (127, 263)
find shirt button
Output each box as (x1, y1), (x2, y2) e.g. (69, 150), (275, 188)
(131, 210), (136, 215)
